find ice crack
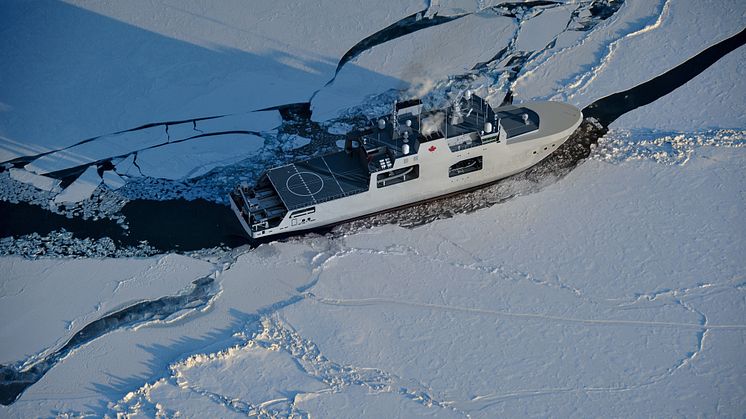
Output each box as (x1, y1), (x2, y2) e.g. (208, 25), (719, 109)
(0, 274), (222, 406)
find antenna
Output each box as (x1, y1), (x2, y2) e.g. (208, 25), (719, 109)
(480, 96), (483, 127)
(391, 100), (398, 140)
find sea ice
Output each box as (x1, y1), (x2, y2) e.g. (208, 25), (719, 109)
(52, 166), (102, 204)
(311, 12), (516, 121)
(135, 133), (266, 180)
(1, 0), (744, 416)
(8, 168), (61, 192)
(0, 0), (422, 163)
(102, 170), (126, 190)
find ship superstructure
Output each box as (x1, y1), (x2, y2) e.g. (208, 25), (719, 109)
(230, 93), (582, 238)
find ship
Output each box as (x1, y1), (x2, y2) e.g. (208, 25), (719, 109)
(229, 92), (582, 239)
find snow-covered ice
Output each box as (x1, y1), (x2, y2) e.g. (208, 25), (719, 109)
(515, 0), (745, 112)
(0, 254), (213, 363)
(311, 12), (517, 121)
(1, 0), (745, 416)
(611, 44), (746, 130)
(281, 149), (746, 415)
(5, 142), (742, 417)
(0, 0), (422, 159)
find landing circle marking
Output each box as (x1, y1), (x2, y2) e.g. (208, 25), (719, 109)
(286, 172), (324, 196)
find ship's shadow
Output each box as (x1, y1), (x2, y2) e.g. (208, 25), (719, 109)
(0, 0), (405, 253)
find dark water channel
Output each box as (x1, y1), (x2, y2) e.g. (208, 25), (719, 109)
(0, 198), (249, 252)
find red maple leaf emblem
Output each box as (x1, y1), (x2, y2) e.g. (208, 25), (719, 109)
(428, 145), (437, 152)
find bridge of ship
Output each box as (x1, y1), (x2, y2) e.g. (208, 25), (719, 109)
(360, 96), (540, 156)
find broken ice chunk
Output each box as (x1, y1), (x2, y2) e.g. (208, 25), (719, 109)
(114, 154), (141, 177)
(284, 135), (311, 151)
(136, 133), (265, 180)
(9, 168), (61, 192)
(53, 165), (102, 203)
(25, 126), (164, 175)
(102, 170), (126, 190)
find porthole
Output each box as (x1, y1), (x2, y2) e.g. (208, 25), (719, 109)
(532, 151), (537, 154)
(544, 147), (548, 150)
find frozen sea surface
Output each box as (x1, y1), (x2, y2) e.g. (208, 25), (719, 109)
(3, 143), (743, 417)
(1, 0), (745, 416)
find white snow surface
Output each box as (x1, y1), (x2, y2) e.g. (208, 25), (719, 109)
(0, 0), (423, 160)
(1, 0), (745, 417)
(514, 0), (746, 125)
(280, 151), (746, 418)
(611, 44), (746, 130)
(0, 255), (213, 364)
(311, 12), (516, 121)
(3, 144), (746, 417)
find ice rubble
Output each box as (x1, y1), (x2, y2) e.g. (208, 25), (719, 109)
(0, 171), (129, 224)
(590, 129), (746, 165)
(0, 230), (157, 259)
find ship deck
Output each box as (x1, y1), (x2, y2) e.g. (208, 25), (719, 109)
(266, 150), (370, 211)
